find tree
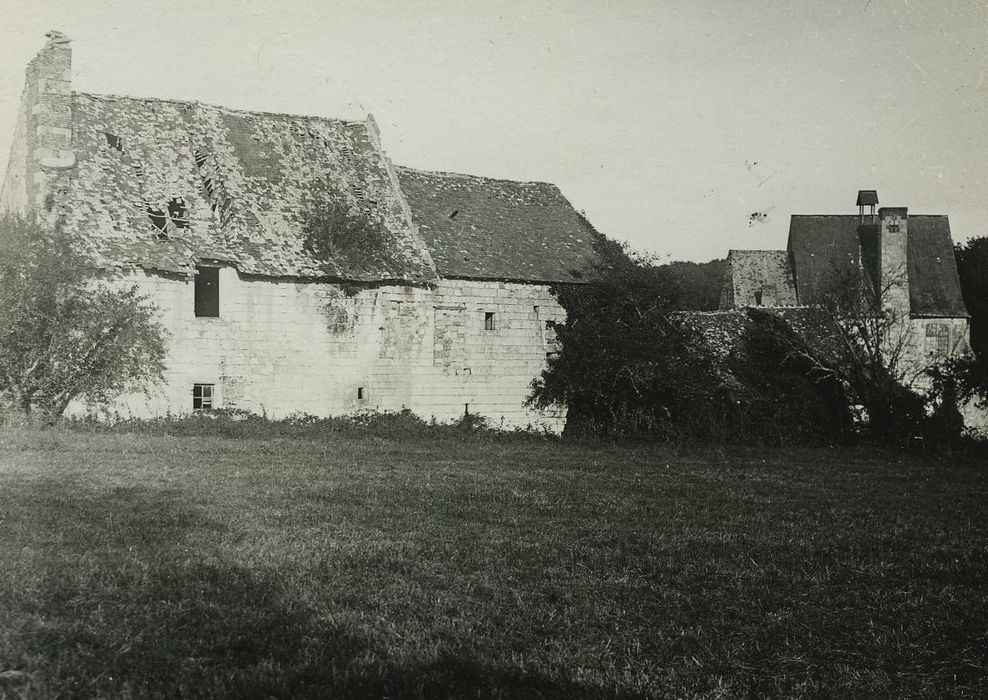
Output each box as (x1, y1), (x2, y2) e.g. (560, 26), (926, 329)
(781, 259), (927, 440)
(0, 215), (168, 418)
(954, 237), (988, 359)
(527, 237), (717, 437)
(659, 258), (726, 311)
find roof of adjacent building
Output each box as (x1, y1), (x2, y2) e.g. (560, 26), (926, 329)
(58, 92), (598, 284)
(395, 167), (600, 283)
(787, 214), (967, 317)
(719, 250), (798, 310)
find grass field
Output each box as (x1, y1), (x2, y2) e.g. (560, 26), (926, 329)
(0, 421), (986, 698)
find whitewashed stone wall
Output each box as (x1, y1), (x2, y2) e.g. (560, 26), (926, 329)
(91, 268), (567, 431)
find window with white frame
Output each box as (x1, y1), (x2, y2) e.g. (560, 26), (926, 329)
(193, 383), (215, 411)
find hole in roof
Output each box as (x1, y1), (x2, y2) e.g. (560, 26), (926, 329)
(104, 132), (123, 152)
(133, 163), (145, 178)
(147, 206), (167, 232)
(167, 197), (188, 229)
(449, 209), (459, 219)
(193, 149), (208, 168)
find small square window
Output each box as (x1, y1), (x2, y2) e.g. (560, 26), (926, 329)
(484, 312), (496, 331)
(193, 384), (214, 411)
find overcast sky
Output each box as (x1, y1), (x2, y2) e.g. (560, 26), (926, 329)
(0, 0), (985, 262)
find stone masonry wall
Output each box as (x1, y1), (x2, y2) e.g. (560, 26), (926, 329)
(87, 270), (567, 431)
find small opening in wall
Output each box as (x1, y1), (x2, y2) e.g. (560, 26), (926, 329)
(192, 383), (214, 411)
(357, 387), (364, 400)
(754, 290), (763, 306)
(147, 206), (167, 232)
(168, 197), (189, 229)
(484, 312), (496, 331)
(104, 132), (123, 152)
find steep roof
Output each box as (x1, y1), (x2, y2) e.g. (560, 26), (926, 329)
(906, 216), (968, 317)
(719, 250), (798, 309)
(395, 167), (599, 283)
(786, 215), (864, 305)
(62, 92), (437, 282)
(787, 214), (967, 317)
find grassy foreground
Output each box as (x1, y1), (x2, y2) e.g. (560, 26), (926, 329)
(0, 423), (986, 698)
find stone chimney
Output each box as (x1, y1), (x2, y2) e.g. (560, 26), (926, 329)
(24, 31), (75, 215)
(878, 206), (910, 316)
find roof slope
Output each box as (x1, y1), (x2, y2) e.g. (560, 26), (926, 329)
(787, 214), (966, 316)
(787, 216), (864, 306)
(62, 93), (437, 281)
(719, 250), (797, 309)
(906, 216), (967, 317)
(395, 167), (599, 283)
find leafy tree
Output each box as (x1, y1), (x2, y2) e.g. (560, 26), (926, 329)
(660, 258), (726, 311)
(954, 237), (988, 358)
(0, 215), (168, 418)
(527, 237), (719, 437)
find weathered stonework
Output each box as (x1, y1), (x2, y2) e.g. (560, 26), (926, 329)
(92, 271), (565, 430)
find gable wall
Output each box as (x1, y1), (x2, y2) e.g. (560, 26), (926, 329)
(84, 271), (566, 430)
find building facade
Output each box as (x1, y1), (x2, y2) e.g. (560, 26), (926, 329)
(720, 189), (972, 387)
(1, 33), (599, 429)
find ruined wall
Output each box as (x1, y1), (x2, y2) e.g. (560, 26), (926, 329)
(88, 271), (567, 430)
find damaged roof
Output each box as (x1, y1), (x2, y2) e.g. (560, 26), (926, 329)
(787, 214), (967, 317)
(65, 92), (437, 281)
(58, 92), (599, 284)
(395, 167), (600, 283)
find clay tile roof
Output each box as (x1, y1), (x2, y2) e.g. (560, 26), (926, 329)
(394, 166), (600, 283)
(63, 92), (437, 282)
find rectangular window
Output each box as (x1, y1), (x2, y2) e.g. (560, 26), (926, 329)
(192, 384), (214, 411)
(195, 266), (220, 317)
(926, 323), (950, 354)
(484, 312), (496, 331)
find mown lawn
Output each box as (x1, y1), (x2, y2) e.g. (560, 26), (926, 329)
(0, 426), (986, 698)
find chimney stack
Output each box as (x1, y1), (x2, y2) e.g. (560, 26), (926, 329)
(25, 31), (75, 215)
(878, 206), (910, 316)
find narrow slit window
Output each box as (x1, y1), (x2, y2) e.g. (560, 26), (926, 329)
(192, 384), (214, 411)
(357, 387), (364, 400)
(484, 312), (496, 331)
(195, 266), (220, 318)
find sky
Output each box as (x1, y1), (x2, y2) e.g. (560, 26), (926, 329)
(0, 0), (985, 262)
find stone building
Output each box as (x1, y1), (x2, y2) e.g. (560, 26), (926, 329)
(719, 189), (972, 380)
(0, 32), (599, 428)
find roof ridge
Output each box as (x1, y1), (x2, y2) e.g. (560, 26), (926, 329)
(395, 164), (558, 189)
(73, 91), (367, 126)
